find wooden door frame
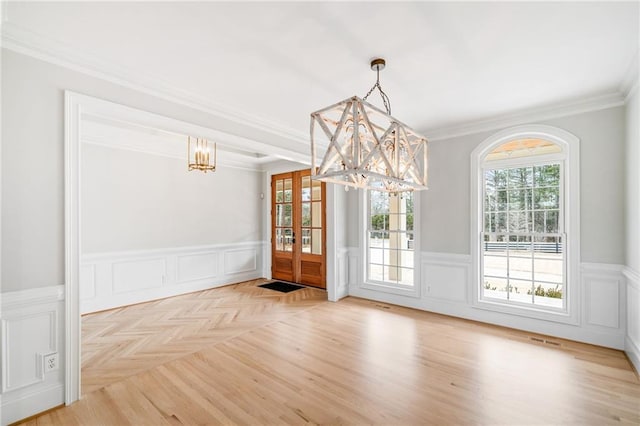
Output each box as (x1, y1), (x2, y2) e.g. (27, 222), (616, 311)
(270, 169), (326, 288)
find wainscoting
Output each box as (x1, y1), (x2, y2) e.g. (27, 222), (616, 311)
(348, 249), (630, 351)
(624, 266), (640, 372)
(1, 286), (65, 425)
(80, 241), (266, 314)
(333, 247), (350, 301)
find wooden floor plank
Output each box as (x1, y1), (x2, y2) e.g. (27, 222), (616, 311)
(20, 280), (640, 425)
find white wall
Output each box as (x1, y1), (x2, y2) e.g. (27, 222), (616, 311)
(624, 87), (640, 372)
(1, 48), (294, 424)
(423, 107), (625, 262)
(81, 144), (262, 253)
(1, 49), (305, 293)
(625, 89), (639, 272)
(346, 105), (629, 350)
(78, 141), (265, 313)
(347, 107), (626, 264)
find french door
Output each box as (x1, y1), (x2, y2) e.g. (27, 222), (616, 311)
(271, 169), (326, 288)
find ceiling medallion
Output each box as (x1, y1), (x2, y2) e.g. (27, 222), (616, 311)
(310, 58), (428, 192)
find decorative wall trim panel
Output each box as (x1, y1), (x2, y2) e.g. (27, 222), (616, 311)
(422, 252), (470, 303)
(177, 252), (218, 283)
(347, 247), (360, 288)
(335, 248), (350, 300)
(80, 241), (264, 314)
(624, 266), (640, 373)
(112, 258), (166, 294)
(1, 286), (65, 425)
(347, 249), (627, 350)
(581, 263), (624, 329)
(224, 248), (258, 275)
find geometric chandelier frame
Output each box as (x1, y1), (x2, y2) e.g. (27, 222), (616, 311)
(310, 59), (428, 193)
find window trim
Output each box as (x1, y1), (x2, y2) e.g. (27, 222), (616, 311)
(359, 189), (422, 298)
(470, 125), (580, 324)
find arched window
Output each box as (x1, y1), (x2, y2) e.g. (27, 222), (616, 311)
(471, 125), (580, 322)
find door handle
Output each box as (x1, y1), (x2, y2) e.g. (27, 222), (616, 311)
(292, 231), (296, 244)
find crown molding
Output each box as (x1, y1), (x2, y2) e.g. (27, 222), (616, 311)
(424, 92), (626, 142)
(0, 22), (309, 145)
(1, 21), (634, 147)
(620, 50), (639, 102)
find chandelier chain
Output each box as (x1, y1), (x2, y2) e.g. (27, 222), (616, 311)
(363, 68), (392, 115)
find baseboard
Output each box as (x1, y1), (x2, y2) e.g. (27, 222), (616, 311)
(347, 250), (628, 349)
(623, 266), (640, 373)
(2, 383), (64, 425)
(349, 285), (626, 349)
(625, 335), (640, 376)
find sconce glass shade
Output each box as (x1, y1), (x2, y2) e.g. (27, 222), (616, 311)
(310, 96), (428, 192)
(188, 136), (216, 173)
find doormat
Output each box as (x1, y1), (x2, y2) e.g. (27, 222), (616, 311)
(258, 281), (304, 293)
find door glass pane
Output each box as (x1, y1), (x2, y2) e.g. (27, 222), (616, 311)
(283, 228), (293, 252)
(302, 203), (311, 226)
(301, 229), (311, 253)
(311, 229), (322, 255)
(312, 202), (321, 227)
(284, 178), (293, 202)
(276, 204), (283, 227)
(276, 204), (292, 227)
(312, 180), (322, 200)
(302, 176), (311, 201)
(275, 228), (284, 251)
(276, 180), (284, 202)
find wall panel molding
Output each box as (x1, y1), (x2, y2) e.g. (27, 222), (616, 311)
(1, 285), (64, 309)
(177, 252), (218, 283)
(112, 258), (166, 294)
(223, 248), (258, 275)
(81, 241), (264, 314)
(347, 249), (627, 350)
(1, 286), (65, 425)
(581, 263), (624, 330)
(624, 266), (640, 373)
(335, 247), (350, 300)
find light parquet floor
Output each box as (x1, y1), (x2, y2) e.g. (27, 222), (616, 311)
(81, 279), (327, 395)
(20, 279), (640, 425)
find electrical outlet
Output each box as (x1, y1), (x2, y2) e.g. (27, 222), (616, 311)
(43, 353), (58, 372)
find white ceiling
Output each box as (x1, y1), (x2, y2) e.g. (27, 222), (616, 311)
(3, 1), (639, 142)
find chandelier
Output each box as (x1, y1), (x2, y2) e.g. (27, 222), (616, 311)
(310, 58), (428, 192)
(187, 136), (216, 173)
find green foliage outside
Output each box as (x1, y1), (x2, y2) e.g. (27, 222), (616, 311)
(526, 284), (563, 299)
(484, 282), (563, 299)
(370, 190), (413, 233)
(484, 164), (560, 237)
